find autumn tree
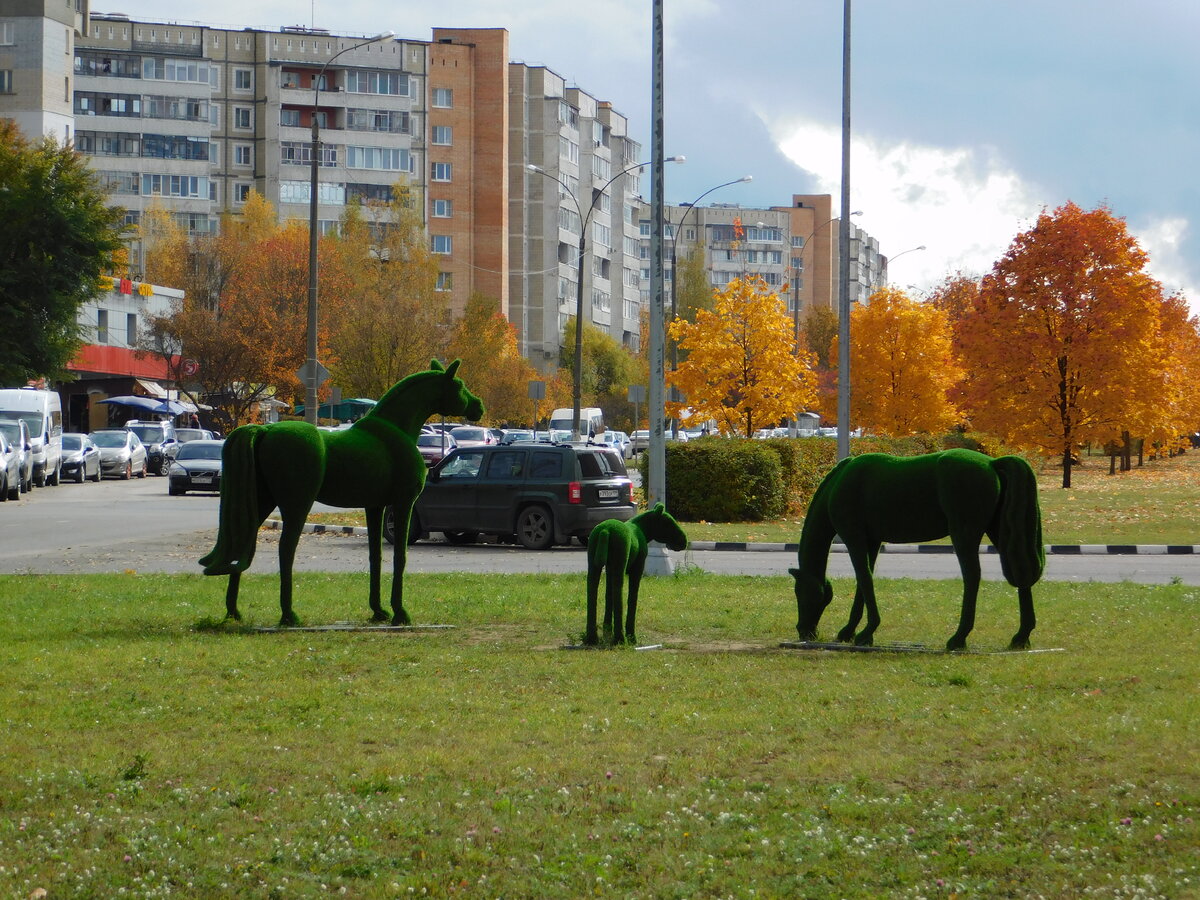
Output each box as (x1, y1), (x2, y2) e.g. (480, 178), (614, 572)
(927, 272), (980, 335)
(140, 192), (347, 429)
(324, 185), (449, 399)
(0, 122), (126, 383)
(954, 202), (1175, 487)
(834, 286), (960, 436)
(666, 275), (818, 437)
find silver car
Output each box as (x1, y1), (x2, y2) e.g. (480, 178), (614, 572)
(0, 431), (21, 500)
(0, 418), (33, 493)
(60, 432), (102, 483)
(90, 429), (148, 479)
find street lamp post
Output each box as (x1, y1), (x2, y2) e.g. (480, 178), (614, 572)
(884, 244), (926, 284)
(667, 175), (752, 436)
(305, 30), (393, 425)
(528, 155), (683, 441)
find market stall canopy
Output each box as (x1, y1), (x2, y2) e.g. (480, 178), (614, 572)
(97, 395), (187, 416)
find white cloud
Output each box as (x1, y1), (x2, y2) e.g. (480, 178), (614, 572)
(769, 118), (1045, 291)
(1132, 216), (1198, 310)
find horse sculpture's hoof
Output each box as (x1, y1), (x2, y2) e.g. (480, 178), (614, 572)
(836, 627), (856, 643)
(390, 614), (411, 627)
(279, 614), (301, 628)
(369, 611), (389, 624)
(1008, 635), (1031, 651)
(946, 636), (967, 652)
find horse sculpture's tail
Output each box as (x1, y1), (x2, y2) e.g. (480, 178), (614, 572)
(990, 455), (1045, 589)
(199, 424), (266, 576)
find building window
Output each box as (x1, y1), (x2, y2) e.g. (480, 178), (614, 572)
(435, 272), (453, 292)
(0, 23), (14, 45)
(431, 162), (452, 182)
(280, 108), (301, 127)
(234, 144), (252, 166)
(234, 68), (252, 90)
(346, 145), (410, 171)
(233, 107), (252, 129)
(0, 70), (11, 93)
(431, 87), (453, 108)
(233, 183), (250, 203)
(97, 309), (108, 344)
(431, 235), (452, 255)
(431, 198), (452, 218)
(431, 125), (452, 145)
(126, 313), (137, 346)
(345, 70), (408, 96)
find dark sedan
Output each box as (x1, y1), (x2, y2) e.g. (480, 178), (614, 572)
(167, 439), (224, 495)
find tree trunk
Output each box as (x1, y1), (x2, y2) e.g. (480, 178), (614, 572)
(1062, 445), (1073, 488)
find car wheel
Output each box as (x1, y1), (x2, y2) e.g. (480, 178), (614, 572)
(48, 465), (59, 486)
(516, 505), (554, 551)
(1, 476), (7, 501)
(121, 461), (132, 480)
(91, 464), (101, 482)
(443, 530), (478, 545)
(7, 478), (16, 500)
(138, 459), (147, 478)
(168, 485), (184, 496)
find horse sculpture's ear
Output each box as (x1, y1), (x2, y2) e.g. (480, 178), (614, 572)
(429, 359), (445, 372)
(445, 359), (461, 378)
(652, 502), (665, 513)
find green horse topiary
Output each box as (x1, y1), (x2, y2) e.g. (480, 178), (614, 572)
(585, 502), (688, 646)
(200, 359), (483, 627)
(789, 449), (1043, 651)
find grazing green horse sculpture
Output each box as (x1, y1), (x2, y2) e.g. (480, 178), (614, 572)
(789, 449), (1043, 651)
(200, 360), (484, 626)
(585, 502), (688, 646)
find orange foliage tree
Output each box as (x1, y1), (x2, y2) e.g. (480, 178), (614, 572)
(666, 275), (818, 437)
(140, 192), (349, 429)
(954, 201), (1182, 487)
(834, 286), (960, 436)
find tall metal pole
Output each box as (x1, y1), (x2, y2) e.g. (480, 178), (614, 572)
(648, 0), (666, 507)
(835, 0), (853, 460)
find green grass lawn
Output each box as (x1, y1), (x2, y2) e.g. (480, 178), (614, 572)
(2, 571), (1197, 897)
(306, 448), (1200, 545)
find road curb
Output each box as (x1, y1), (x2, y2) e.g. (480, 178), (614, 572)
(262, 520), (1197, 555)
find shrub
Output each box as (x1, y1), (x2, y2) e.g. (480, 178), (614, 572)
(640, 439), (786, 522)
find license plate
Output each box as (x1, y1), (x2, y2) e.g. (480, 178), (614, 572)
(598, 488), (618, 500)
(193, 474), (214, 484)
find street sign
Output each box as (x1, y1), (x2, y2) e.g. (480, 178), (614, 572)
(182, 358), (200, 376)
(296, 359), (330, 388)
(527, 380), (545, 400)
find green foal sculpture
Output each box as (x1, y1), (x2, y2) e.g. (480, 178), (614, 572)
(200, 360), (483, 627)
(585, 502), (688, 646)
(790, 449), (1043, 651)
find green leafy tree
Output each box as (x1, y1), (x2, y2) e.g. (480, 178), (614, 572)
(0, 122), (125, 382)
(562, 316), (646, 433)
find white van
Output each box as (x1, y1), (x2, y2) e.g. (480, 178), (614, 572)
(548, 406), (604, 437)
(0, 388), (63, 486)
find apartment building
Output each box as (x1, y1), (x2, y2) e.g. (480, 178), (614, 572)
(653, 192), (884, 323)
(0, 0), (86, 142)
(508, 63), (644, 370)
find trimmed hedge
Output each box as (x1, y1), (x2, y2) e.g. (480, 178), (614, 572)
(639, 432), (1025, 522)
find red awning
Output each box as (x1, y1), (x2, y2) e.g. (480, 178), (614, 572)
(68, 345), (177, 380)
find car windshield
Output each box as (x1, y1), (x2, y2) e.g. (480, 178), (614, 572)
(418, 434), (452, 447)
(61, 434), (83, 450)
(0, 411), (39, 433)
(127, 425), (165, 443)
(175, 429), (208, 442)
(177, 442), (223, 460)
(0, 422), (22, 442)
(451, 426), (486, 441)
(91, 431), (128, 448)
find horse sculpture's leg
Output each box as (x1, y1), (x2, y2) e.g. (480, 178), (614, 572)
(846, 544), (882, 646)
(623, 554), (646, 645)
(224, 572), (242, 621)
(606, 558), (627, 645)
(388, 503), (413, 626)
(274, 512), (310, 627)
(838, 542), (881, 642)
(585, 561), (603, 646)
(946, 535), (984, 651)
(364, 506), (387, 623)
(1011, 585), (1036, 650)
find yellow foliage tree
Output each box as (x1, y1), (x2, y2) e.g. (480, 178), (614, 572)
(954, 201), (1174, 487)
(833, 286), (961, 436)
(666, 275), (818, 437)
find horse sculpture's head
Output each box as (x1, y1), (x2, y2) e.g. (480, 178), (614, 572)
(789, 567), (833, 640)
(429, 359), (484, 423)
(647, 502), (688, 552)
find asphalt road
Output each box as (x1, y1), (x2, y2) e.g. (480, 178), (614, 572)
(1, 474), (1198, 584)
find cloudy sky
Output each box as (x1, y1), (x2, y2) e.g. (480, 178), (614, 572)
(107, 0), (1200, 308)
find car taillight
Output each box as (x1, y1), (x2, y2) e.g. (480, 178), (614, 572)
(568, 481), (581, 503)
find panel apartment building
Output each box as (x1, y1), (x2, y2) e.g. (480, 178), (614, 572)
(648, 193), (885, 323)
(0, 4), (645, 374)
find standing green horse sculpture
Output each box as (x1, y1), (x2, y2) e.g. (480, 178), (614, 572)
(585, 502), (688, 646)
(789, 449), (1043, 651)
(200, 360), (484, 626)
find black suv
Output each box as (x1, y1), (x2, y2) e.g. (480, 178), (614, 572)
(124, 419), (177, 475)
(383, 443), (635, 549)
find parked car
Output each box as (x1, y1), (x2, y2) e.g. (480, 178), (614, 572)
(593, 430), (629, 457)
(0, 418), (33, 493)
(384, 443), (635, 549)
(500, 429), (534, 445)
(449, 425), (495, 448)
(0, 432), (20, 500)
(60, 432), (101, 483)
(168, 439), (224, 495)
(629, 429), (651, 455)
(124, 419), (178, 475)
(174, 427), (215, 444)
(91, 429), (148, 479)
(417, 432), (457, 467)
